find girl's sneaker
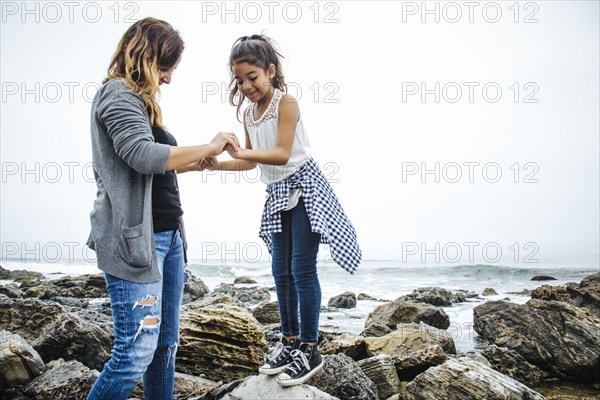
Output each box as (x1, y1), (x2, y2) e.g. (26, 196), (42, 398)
(276, 343), (324, 387)
(258, 337), (300, 375)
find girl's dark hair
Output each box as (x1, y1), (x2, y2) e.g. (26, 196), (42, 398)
(228, 34), (286, 121)
(104, 17), (184, 128)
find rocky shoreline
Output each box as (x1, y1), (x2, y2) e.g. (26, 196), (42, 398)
(1, 265), (599, 399)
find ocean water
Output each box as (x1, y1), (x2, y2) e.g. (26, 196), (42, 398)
(2, 257), (598, 353)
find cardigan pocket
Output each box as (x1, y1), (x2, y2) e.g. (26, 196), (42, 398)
(116, 221), (151, 268)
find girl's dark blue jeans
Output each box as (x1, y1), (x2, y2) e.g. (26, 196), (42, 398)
(271, 197), (322, 343)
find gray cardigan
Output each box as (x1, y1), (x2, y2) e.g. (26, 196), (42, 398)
(87, 78), (172, 283)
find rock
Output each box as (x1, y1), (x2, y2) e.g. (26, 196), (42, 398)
(0, 266), (44, 282)
(307, 353), (379, 400)
(482, 344), (546, 386)
(220, 374), (339, 400)
(319, 332), (367, 361)
(178, 301), (267, 382)
(0, 297), (66, 342)
(0, 331), (45, 388)
(182, 272), (210, 304)
(234, 276), (257, 284)
(49, 274), (107, 298)
(566, 273), (600, 318)
(0, 285), (22, 299)
(362, 323), (392, 338)
(52, 296), (89, 309)
(211, 283), (270, 306)
(357, 354), (400, 399)
(0, 297), (112, 371)
(252, 301), (280, 324)
(46, 358), (65, 370)
(365, 299), (450, 330)
(461, 351), (492, 367)
(328, 292), (357, 309)
(22, 360), (98, 400)
(73, 308), (113, 331)
(358, 293), (377, 301)
(19, 274), (108, 301)
(531, 284), (573, 303)
(474, 299), (600, 382)
(403, 357), (545, 400)
(454, 289), (480, 299)
(22, 284), (59, 299)
(403, 287), (467, 306)
(532, 275), (557, 281)
(364, 322), (456, 363)
(507, 289), (532, 296)
(482, 287), (498, 296)
(394, 344), (448, 381)
(132, 371), (220, 399)
(532, 380), (600, 399)
(32, 312), (112, 371)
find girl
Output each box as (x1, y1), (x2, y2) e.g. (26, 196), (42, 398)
(211, 34), (361, 387)
(86, 18), (238, 399)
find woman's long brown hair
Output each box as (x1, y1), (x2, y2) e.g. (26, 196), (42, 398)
(103, 18), (184, 128)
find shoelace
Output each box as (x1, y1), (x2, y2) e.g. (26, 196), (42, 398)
(272, 342), (291, 363)
(285, 349), (311, 375)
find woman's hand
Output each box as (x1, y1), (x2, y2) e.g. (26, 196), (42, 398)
(210, 132), (240, 156)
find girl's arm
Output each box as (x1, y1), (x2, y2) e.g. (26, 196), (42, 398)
(227, 94), (299, 166)
(175, 157), (217, 174)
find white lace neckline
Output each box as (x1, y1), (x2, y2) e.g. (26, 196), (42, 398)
(247, 89), (282, 127)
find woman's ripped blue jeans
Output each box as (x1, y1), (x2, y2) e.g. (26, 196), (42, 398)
(87, 229), (186, 400)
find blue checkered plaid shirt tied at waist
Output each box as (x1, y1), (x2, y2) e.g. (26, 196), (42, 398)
(259, 158), (362, 275)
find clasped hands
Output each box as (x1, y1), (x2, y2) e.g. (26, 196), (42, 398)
(196, 131), (243, 171)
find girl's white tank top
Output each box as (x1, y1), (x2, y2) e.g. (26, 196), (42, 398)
(245, 88), (311, 186)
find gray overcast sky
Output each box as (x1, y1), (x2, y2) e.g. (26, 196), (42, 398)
(1, 1), (598, 267)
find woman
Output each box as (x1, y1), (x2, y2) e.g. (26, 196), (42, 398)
(86, 18), (239, 400)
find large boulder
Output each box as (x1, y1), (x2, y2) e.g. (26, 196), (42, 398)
(365, 322), (456, 358)
(569, 273), (600, 317)
(22, 360), (98, 400)
(474, 299), (600, 382)
(0, 297), (112, 371)
(0, 285), (23, 299)
(219, 374), (339, 400)
(364, 322), (455, 381)
(132, 371), (220, 398)
(252, 301), (280, 324)
(0, 331), (45, 388)
(482, 344), (546, 386)
(307, 353), (379, 400)
(531, 284), (573, 303)
(403, 357), (545, 400)
(319, 332), (367, 361)
(365, 299), (450, 331)
(32, 313), (112, 371)
(357, 354), (400, 400)
(531, 273), (600, 318)
(177, 299), (267, 382)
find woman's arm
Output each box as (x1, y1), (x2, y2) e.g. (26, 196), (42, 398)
(227, 94), (299, 166)
(165, 132), (240, 171)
